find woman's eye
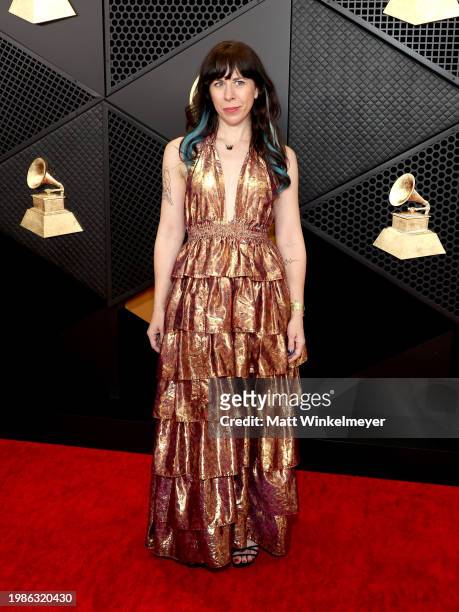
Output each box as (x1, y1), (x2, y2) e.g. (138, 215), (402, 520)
(214, 80), (245, 87)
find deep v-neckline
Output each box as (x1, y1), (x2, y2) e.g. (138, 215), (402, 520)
(210, 133), (252, 223)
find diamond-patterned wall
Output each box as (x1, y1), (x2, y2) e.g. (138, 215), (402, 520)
(108, 109), (164, 301)
(0, 33), (97, 160)
(333, 0), (459, 82)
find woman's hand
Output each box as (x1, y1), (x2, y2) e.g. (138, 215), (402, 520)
(147, 308), (165, 353)
(287, 313), (306, 363)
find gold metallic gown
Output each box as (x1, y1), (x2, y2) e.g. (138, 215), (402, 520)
(145, 132), (308, 568)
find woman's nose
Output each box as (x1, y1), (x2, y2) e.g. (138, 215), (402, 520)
(224, 84), (235, 99)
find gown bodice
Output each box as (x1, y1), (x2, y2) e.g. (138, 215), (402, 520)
(184, 132), (276, 229)
(171, 132), (287, 281)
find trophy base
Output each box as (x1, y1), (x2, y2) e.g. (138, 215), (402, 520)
(20, 208), (83, 238)
(9, 0), (76, 24)
(373, 227), (446, 260)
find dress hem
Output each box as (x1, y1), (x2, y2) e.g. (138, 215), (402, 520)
(144, 534), (292, 570)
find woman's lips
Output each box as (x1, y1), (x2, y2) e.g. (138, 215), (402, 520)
(223, 107), (241, 113)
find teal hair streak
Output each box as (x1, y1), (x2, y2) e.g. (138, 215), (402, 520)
(263, 131), (289, 193)
(264, 88), (289, 195)
(179, 108), (211, 168)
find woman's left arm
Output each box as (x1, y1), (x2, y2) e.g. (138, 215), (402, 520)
(273, 145), (307, 363)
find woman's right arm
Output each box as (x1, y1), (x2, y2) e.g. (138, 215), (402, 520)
(147, 137), (187, 351)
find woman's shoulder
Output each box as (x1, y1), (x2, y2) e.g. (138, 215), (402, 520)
(165, 135), (185, 156)
(284, 144), (297, 159)
(168, 134), (209, 178)
(165, 136), (188, 180)
(283, 144), (298, 172)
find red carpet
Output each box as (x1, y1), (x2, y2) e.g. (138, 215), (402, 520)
(1, 438), (458, 611)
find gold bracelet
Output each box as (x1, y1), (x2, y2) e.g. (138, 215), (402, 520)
(290, 301), (305, 315)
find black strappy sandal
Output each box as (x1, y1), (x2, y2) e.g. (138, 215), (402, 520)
(231, 544), (260, 567)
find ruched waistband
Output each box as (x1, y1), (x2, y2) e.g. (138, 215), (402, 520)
(187, 221), (270, 243)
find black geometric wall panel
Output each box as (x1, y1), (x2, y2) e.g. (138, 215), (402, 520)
(107, 0), (253, 89)
(0, 104), (106, 298)
(0, 0), (105, 94)
(302, 126), (459, 321)
(108, 108), (164, 301)
(289, 0), (459, 203)
(0, 33), (98, 160)
(108, 0), (291, 140)
(333, 0), (459, 82)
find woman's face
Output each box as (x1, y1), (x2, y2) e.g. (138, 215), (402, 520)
(209, 66), (258, 125)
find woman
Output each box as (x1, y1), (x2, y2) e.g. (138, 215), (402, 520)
(145, 40), (308, 569)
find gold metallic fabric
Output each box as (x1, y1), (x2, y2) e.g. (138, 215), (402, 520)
(145, 133), (308, 568)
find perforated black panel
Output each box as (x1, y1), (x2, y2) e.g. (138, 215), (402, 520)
(107, 0), (253, 88)
(0, 105), (106, 298)
(333, 0), (459, 80)
(108, 109), (164, 300)
(289, 0), (459, 202)
(0, 34), (96, 158)
(303, 128), (459, 320)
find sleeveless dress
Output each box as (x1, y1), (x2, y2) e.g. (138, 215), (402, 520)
(145, 131), (308, 569)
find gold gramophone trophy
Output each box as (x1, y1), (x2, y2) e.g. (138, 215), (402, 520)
(20, 157), (83, 238)
(373, 173), (445, 259)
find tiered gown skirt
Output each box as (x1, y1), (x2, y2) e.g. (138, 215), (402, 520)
(145, 223), (308, 568)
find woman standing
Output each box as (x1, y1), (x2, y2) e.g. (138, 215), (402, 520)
(145, 40), (308, 569)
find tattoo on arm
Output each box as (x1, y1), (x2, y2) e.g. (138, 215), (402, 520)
(162, 167), (173, 206)
(284, 257), (300, 265)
